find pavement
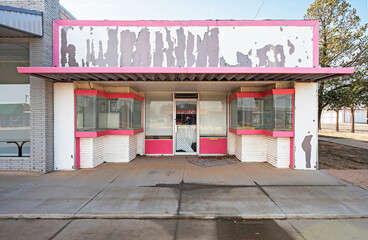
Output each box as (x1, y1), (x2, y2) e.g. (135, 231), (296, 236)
(1, 156), (368, 220)
(2, 218), (368, 240)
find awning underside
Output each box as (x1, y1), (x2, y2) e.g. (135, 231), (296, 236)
(17, 67), (354, 82)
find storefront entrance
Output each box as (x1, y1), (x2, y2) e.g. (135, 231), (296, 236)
(175, 100), (198, 155)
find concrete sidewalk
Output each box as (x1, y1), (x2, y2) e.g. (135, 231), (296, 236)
(1, 157), (368, 219)
(319, 136), (368, 150)
(2, 218), (368, 240)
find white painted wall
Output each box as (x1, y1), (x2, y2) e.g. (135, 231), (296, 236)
(54, 83), (75, 170)
(294, 82), (318, 170)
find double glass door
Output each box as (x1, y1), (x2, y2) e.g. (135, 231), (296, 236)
(175, 101), (197, 154)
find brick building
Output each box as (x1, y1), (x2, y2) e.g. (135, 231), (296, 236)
(0, 0), (74, 171)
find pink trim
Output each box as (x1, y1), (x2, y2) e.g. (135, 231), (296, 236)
(145, 140), (173, 154)
(229, 89), (295, 101)
(313, 21), (319, 67)
(229, 128), (294, 137)
(75, 129), (144, 138)
(53, 21), (60, 67)
(75, 89), (144, 101)
(17, 66), (354, 75)
(291, 92), (295, 168)
(54, 20), (319, 27)
(289, 138), (294, 168)
(271, 89), (295, 95)
(200, 138), (227, 154)
(75, 138), (80, 169)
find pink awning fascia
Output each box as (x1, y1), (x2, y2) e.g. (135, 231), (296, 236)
(17, 67), (354, 82)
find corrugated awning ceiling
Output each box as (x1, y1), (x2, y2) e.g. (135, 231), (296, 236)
(17, 67), (354, 82)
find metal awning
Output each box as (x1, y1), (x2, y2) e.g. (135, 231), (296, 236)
(0, 5), (43, 37)
(17, 67), (354, 82)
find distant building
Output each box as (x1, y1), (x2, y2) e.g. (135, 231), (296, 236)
(322, 108), (368, 124)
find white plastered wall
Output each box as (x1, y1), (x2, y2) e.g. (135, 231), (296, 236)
(54, 83), (75, 170)
(294, 82), (318, 169)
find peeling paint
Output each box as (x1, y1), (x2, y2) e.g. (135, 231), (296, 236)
(120, 30), (136, 67)
(164, 28), (175, 67)
(186, 31), (195, 67)
(287, 39), (295, 55)
(96, 40), (105, 67)
(175, 27), (186, 67)
(132, 28), (151, 67)
(256, 44), (285, 67)
(60, 25), (314, 68)
(106, 28), (119, 67)
(196, 28), (219, 67)
(302, 134), (313, 168)
(153, 31), (164, 67)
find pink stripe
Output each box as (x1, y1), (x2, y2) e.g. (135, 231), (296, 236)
(229, 128), (294, 137)
(53, 21), (60, 67)
(17, 66), (354, 75)
(229, 89), (295, 101)
(75, 129), (143, 137)
(75, 89), (144, 101)
(145, 140), (173, 154)
(313, 21), (319, 67)
(54, 20), (319, 27)
(75, 138), (80, 169)
(289, 138), (294, 168)
(200, 138), (227, 154)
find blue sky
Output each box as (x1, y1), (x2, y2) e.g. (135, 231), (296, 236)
(60, 0), (368, 24)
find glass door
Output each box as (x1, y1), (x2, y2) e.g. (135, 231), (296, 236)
(175, 101), (197, 154)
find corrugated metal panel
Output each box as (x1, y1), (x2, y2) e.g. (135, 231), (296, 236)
(0, 5), (42, 37)
(27, 72), (348, 83)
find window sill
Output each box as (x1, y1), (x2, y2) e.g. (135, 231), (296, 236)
(76, 129), (144, 137)
(229, 128), (293, 137)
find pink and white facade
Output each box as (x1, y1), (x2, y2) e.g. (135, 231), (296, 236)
(18, 20), (353, 171)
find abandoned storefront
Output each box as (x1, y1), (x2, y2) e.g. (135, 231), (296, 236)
(18, 20), (353, 171)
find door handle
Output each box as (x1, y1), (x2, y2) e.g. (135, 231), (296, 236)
(175, 125), (178, 133)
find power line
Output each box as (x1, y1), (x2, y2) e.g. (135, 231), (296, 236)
(254, 0), (266, 20)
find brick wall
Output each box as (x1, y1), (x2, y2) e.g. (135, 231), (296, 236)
(0, 0), (60, 173)
(80, 135), (139, 168)
(234, 135), (290, 168)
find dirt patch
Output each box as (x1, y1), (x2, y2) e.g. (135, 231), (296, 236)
(319, 140), (368, 190)
(318, 140), (368, 170)
(322, 170), (368, 191)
